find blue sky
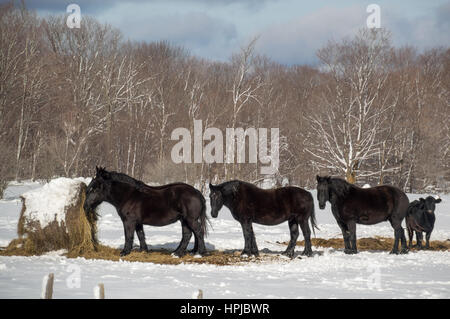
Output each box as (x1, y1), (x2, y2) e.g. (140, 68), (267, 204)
(6, 0), (450, 65)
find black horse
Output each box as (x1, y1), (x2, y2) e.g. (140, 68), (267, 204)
(84, 167), (208, 257)
(316, 176), (410, 254)
(406, 196), (441, 249)
(209, 180), (318, 258)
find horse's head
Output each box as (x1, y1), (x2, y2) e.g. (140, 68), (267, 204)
(316, 175), (331, 209)
(84, 166), (110, 212)
(421, 196), (441, 214)
(209, 183), (224, 218)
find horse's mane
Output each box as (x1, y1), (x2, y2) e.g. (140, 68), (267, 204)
(108, 171), (145, 187)
(216, 180), (241, 195)
(329, 177), (354, 197)
(216, 180), (270, 197)
(107, 170), (188, 190)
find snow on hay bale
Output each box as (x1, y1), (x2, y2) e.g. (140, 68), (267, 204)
(8, 178), (98, 255)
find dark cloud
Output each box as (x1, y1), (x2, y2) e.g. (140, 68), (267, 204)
(3, 0), (272, 13)
(2, 0), (114, 13)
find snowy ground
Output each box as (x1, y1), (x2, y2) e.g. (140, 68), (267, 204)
(0, 181), (449, 299)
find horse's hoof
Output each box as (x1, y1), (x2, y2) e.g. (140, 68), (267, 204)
(120, 250), (130, 257)
(139, 248), (149, 253)
(196, 250), (207, 257)
(173, 251), (186, 258)
(344, 249), (357, 255)
(400, 248), (409, 254)
(282, 251), (294, 259)
(240, 251), (250, 258)
(389, 250), (399, 255)
(301, 250), (313, 257)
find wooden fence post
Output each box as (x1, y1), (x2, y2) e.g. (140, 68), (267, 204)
(41, 273), (54, 299)
(94, 283), (105, 299)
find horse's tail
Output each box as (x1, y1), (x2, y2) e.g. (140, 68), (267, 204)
(198, 191), (211, 238)
(309, 199), (319, 237)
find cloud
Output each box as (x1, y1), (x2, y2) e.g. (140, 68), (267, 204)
(383, 1), (450, 50)
(256, 5), (364, 65)
(256, 2), (450, 65)
(103, 8), (239, 61)
(4, 0), (449, 65)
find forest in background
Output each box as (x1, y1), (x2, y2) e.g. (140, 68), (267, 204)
(0, 2), (449, 195)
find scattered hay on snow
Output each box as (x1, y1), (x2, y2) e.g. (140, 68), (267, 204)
(2, 178), (98, 256)
(283, 237), (450, 252)
(73, 245), (282, 266)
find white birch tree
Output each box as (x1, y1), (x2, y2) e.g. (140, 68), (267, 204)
(305, 29), (394, 183)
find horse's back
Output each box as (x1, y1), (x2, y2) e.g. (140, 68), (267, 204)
(238, 183), (312, 225)
(138, 182), (205, 225)
(378, 185), (409, 219)
(342, 185), (408, 224)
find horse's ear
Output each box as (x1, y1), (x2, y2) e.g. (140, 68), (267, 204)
(209, 183), (214, 190)
(316, 175), (320, 182)
(102, 170), (111, 180)
(96, 167), (110, 179)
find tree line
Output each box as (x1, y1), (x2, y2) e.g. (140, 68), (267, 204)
(0, 2), (449, 196)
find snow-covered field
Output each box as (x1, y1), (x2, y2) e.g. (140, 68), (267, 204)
(0, 181), (449, 299)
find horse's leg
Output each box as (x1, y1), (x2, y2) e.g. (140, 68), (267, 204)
(400, 228), (408, 253)
(282, 219), (299, 258)
(120, 220), (136, 256)
(185, 218), (207, 256)
(389, 219), (408, 254)
(248, 223), (259, 257)
(299, 218), (313, 257)
(190, 234), (199, 254)
(173, 219), (192, 257)
(336, 221), (351, 253)
(347, 220), (357, 254)
(135, 223), (148, 253)
(240, 222), (253, 256)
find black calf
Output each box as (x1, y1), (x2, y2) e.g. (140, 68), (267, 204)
(406, 196), (441, 249)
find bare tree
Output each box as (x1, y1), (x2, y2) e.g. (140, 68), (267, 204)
(226, 37), (263, 178)
(305, 29), (394, 183)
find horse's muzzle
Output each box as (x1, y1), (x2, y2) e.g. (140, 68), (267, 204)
(319, 204), (326, 210)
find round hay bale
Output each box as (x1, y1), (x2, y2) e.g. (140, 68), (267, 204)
(9, 178), (97, 255)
